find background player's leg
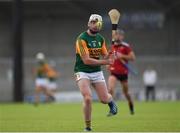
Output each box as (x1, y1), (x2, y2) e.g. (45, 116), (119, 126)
(145, 86), (149, 101)
(34, 86), (42, 106)
(149, 86), (155, 101)
(121, 81), (134, 114)
(152, 86), (156, 101)
(43, 88), (52, 102)
(45, 89), (55, 102)
(108, 75), (117, 97)
(77, 79), (92, 130)
(146, 86), (151, 101)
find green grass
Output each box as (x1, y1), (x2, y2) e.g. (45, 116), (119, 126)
(0, 101), (180, 132)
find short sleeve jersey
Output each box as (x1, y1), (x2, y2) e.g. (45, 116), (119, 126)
(110, 42), (132, 75)
(74, 31), (108, 73)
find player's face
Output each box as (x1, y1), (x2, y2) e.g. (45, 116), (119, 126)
(115, 33), (124, 42)
(88, 20), (100, 33)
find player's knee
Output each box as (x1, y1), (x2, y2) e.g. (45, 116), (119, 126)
(100, 95), (110, 104)
(84, 95), (92, 104)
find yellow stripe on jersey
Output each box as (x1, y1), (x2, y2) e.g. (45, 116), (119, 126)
(76, 39), (89, 56)
(79, 40), (86, 55)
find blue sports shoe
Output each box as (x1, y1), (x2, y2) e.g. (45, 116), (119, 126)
(107, 101), (118, 117)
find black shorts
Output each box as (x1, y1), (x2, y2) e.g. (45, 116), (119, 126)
(111, 73), (128, 82)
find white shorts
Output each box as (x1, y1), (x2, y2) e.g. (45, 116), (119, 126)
(35, 78), (48, 88)
(75, 71), (105, 83)
(48, 82), (57, 90)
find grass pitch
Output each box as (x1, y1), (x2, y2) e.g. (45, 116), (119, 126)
(0, 101), (180, 132)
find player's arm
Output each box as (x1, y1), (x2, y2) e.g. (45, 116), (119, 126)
(76, 39), (111, 65)
(48, 67), (59, 78)
(101, 40), (111, 59)
(117, 51), (136, 61)
(44, 64), (51, 73)
(101, 41), (114, 71)
(82, 54), (111, 65)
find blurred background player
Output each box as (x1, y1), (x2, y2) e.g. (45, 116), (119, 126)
(107, 29), (136, 115)
(34, 52), (57, 105)
(46, 60), (59, 102)
(74, 14), (117, 131)
(143, 66), (157, 101)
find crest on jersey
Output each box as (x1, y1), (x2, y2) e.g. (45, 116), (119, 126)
(92, 41), (97, 47)
(93, 43), (96, 47)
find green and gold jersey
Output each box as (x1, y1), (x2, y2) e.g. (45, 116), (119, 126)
(74, 31), (108, 73)
(36, 62), (49, 78)
(36, 61), (58, 80)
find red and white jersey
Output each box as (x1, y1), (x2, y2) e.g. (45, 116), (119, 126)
(109, 41), (132, 75)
